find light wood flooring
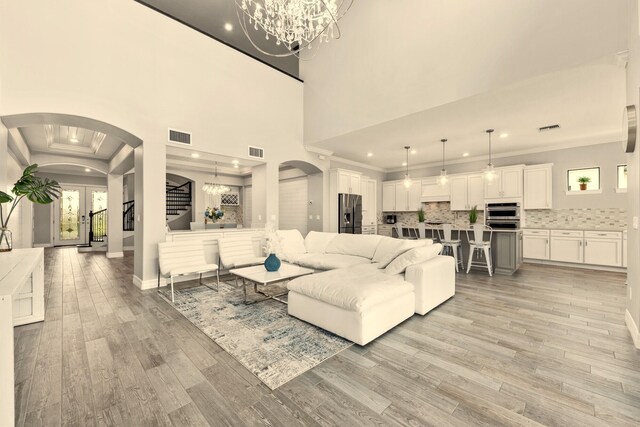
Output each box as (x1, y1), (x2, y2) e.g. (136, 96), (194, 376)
(14, 247), (640, 426)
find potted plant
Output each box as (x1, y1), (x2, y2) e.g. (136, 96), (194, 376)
(204, 206), (224, 224)
(577, 176), (591, 191)
(263, 223), (282, 271)
(417, 207), (426, 239)
(469, 205), (478, 225)
(0, 164), (61, 252)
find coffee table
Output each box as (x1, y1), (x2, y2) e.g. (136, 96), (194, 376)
(229, 263), (314, 305)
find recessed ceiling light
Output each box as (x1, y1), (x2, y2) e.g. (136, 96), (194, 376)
(233, 164), (239, 169)
(232, 159), (239, 164)
(224, 22), (233, 31)
(402, 162), (407, 166)
(367, 152), (373, 157)
(191, 153), (200, 158)
(69, 137), (79, 143)
(500, 133), (509, 138)
(463, 152), (470, 157)
(411, 150), (417, 155)
(84, 168), (91, 172)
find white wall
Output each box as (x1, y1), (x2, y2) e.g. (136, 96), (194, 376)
(5, 153), (24, 247)
(626, 0), (640, 344)
(302, 0), (628, 145)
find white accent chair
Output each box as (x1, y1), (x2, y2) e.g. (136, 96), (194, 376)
(438, 224), (464, 272)
(217, 236), (266, 269)
(465, 224), (494, 276)
(158, 241), (220, 302)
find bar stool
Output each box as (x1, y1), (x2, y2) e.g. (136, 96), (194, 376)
(393, 223), (409, 239)
(438, 224), (464, 272)
(465, 224), (494, 276)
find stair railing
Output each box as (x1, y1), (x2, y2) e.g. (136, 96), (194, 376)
(123, 200), (135, 231)
(166, 181), (192, 216)
(89, 209), (108, 243)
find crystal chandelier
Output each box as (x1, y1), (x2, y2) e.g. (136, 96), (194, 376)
(403, 146), (412, 189)
(483, 129), (497, 182)
(202, 162), (231, 195)
(234, 0), (354, 58)
(438, 138), (448, 186)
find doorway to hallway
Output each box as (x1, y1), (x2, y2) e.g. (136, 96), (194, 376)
(53, 185), (107, 246)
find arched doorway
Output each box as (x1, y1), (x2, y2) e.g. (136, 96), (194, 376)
(278, 160), (324, 235)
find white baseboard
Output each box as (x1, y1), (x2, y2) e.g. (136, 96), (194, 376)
(33, 243), (52, 248)
(123, 246), (134, 251)
(132, 275), (158, 290)
(524, 259), (626, 273)
(625, 309), (640, 349)
(106, 252), (124, 259)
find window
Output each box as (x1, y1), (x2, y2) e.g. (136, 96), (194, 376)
(567, 167), (600, 192)
(617, 165), (628, 190)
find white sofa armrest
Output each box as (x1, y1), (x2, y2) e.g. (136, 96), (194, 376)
(404, 255), (455, 315)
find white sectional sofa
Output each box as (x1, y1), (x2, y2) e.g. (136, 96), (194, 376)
(276, 230), (456, 345)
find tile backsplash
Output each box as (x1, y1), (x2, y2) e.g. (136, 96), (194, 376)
(524, 208), (626, 230)
(390, 202), (485, 229)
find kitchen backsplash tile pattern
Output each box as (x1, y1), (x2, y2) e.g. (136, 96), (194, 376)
(391, 202), (486, 228)
(524, 208), (626, 230)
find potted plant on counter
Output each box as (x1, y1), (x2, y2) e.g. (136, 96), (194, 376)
(417, 207), (426, 239)
(469, 205), (478, 225)
(578, 176), (591, 191)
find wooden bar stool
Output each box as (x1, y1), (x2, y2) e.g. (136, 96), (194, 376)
(465, 224), (494, 276)
(438, 224), (464, 272)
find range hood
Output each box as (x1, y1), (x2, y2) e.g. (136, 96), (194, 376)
(420, 177), (450, 202)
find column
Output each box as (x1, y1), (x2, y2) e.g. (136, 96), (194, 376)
(106, 172), (124, 258)
(251, 162), (279, 229)
(133, 142), (166, 289)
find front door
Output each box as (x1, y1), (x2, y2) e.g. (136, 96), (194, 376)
(54, 185), (107, 246)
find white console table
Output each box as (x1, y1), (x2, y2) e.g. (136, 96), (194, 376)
(0, 248), (45, 426)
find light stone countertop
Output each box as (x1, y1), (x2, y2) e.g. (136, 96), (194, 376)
(523, 226), (625, 232)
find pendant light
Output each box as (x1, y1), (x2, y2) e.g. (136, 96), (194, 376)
(483, 129), (497, 182)
(403, 146), (412, 188)
(438, 139), (448, 185)
(202, 162), (231, 195)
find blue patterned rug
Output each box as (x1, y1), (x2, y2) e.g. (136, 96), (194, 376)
(158, 280), (352, 389)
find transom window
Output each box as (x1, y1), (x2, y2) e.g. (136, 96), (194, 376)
(567, 167), (600, 192)
(617, 165), (628, 190)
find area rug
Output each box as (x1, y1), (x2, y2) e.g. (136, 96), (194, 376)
(158, 281), (352, 389)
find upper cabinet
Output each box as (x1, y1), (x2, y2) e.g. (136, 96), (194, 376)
(484, 166), (523, 200)
(450, 173), (484, 211)
(336, 169), (362, 195)
(382, 180), (421, 211)
(524, 164), (553, 210)
(421, 177), (450, 202)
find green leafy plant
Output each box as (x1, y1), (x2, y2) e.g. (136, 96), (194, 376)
(577, 176), (591, 184)
(469, 205), (478, 224)
(417, 207), (425, 223)
(0, 164), (61, 247)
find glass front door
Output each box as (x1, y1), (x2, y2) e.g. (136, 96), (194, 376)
(54, 185), (107, 246)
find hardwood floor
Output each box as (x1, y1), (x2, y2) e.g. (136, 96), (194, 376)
(14, 248), (640, 426)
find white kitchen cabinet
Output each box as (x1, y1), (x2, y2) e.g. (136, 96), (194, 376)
(524, 164), (553, 209)
(336, 169), (362, 195)
(421, 177), (450, 202)
(394, 182), (408, 211)
(623, 231), (628, 268)
(523, 229), (550, 260)
(484, 166), (523, 200)
(584, 231), (622, 267)
(408, 181), (422, 211)
(450, 174), (484, 211)
(361, 178), (377, 226)
(550, 230), (584, 264)
(382, 182), (396, 212)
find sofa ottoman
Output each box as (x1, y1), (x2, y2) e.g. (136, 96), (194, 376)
(287, 264), (416, 345)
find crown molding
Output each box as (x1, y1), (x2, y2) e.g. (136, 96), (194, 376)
(304, 145), (334, 157)
(329, 155), (386, 173)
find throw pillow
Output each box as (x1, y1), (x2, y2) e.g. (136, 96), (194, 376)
(276, 229), (307, 257)
(304, 231), (338, 253)
(324, 234), (383, 259)
(385, 243), (443, 275)
(372, 238), (424, 268)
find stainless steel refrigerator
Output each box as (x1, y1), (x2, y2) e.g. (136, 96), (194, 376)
(338, 193), (362, 234)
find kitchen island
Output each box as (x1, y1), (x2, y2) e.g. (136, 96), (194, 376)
(423, 227), (523, 275)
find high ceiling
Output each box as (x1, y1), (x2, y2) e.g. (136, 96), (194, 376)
(166, 145), (263, 176)
(302, 0), (629, 170)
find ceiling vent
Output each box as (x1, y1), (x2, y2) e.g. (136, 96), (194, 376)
(538, 124), (561, 132)
(248, 145), (265, 159)
(168, 128), (192, 145)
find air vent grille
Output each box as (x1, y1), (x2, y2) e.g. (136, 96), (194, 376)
(168, 129), (192, 145)
(248, 145), (265, 159)
(538, 124), (561, 132)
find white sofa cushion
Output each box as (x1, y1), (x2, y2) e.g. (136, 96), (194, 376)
(276, 229), (307, 258)
(372, 237), (429, 268)
(293, 253), (371, 270)
(385, 243), (443, 275)
(324, 234), (383, 259)
(304, 231), (338, 253)
(288, 264), (414, 311)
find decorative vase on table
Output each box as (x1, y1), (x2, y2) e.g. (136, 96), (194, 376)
(264, 253), (281, 272)
(0, 228), (12, 252)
